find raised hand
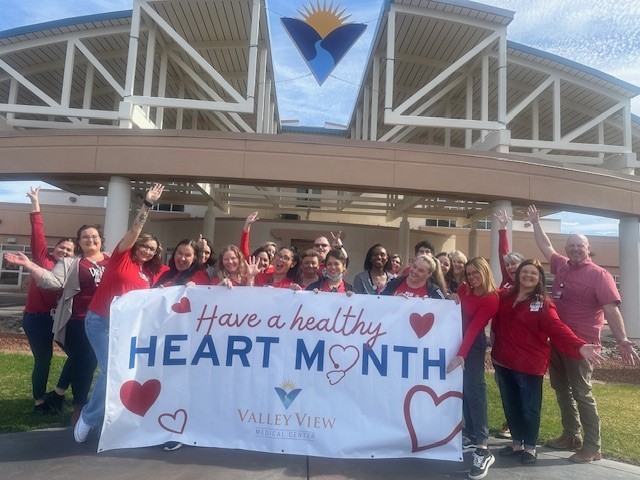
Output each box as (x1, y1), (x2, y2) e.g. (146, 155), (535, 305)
(527, 205), (540, 225)
(493, 210), (511, 229)
(4, 251), (31, 267)
(146, 183), (164, 204)
(330, 231), (343, 249)
(27, 186), (41, 212)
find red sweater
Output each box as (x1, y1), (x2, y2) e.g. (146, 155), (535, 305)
(456, 283), (499, 358)
(88, 243), (153, 318)
(254, 272), (296, 289)
(24, 212), (60, 313)
(491, 290), (585, 375)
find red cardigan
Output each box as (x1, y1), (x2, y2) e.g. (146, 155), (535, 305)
(24, 212), (60, 313)
(491, 290), (585, 375)
(456, 283), (499, 358)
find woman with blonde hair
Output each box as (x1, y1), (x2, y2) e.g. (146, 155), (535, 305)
(447, 257), (499, 480)
(211, 245), (256, 287)
(445, 250), (467, 293)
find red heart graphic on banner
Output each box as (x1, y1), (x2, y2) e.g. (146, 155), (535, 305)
(158, 409), (187, 434)
(171, 297), (191, 314)
(404, 385), (463, 452)
(409, 312), (434, 339)
(328, 344), (359, 372)
(119, 379), (161, 417)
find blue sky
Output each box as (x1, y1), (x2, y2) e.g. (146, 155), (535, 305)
(1, 0), (639, 236)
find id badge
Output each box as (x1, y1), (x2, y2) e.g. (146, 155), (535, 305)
(530, 301), (542, 312)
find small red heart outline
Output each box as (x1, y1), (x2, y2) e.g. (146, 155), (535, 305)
(158, 409), (187, 434)
(404, 385), (462, 452)
(409, 312), (435, 339)
(119, 379), (161, 417)
(172, 297), (191, 314)
(328, 344), (359, 372)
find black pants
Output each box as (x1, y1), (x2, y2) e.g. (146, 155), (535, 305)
(61, 320), (97, 406)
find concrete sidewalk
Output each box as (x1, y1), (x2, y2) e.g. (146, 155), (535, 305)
(1, 428), (639, 480)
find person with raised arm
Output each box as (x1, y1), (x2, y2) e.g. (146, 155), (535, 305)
(493, 210), (525, 289)
(6, 216), (109, 426)
(527, 204), (639, 463)
(71, 183), (165, 443)
(19, 187), (76, 415)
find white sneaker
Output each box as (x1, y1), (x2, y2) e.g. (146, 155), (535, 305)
(74, 415), (91, 443)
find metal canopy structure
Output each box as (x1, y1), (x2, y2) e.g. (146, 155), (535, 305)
(1, 0), (640, 225)
(351, 0), (640, 173)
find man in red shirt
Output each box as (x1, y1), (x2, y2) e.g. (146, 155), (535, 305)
(527, 205), (639, 464)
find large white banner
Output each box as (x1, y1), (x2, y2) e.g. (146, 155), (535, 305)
(98, 286), (464, 461)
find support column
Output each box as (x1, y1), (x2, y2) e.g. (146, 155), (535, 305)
(398, 214), (411, 267)
(468, 224), (478, 259)
(490, 200), (512, 283)
(619, 217), (640, 338)
(103, 176), (131, 252)
(203, 201), (216, 245)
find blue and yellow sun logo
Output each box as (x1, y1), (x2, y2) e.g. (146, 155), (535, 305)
(281, 1), (367, 85)
(274, 380), (302, 409)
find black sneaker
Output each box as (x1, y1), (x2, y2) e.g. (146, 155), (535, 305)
(33, 403), (55, 415)
(468, 448), (495, 480)
(462, 435), (477, 453)
(43, 390), (65, 412)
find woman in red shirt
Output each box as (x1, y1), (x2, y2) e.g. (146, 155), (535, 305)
(381, 254), (445, 299)
(211, 245), (257, 287)
(21, 187), (75, 414)
(492, 259), (602, 464)
(446, 257), (499, 480)
(154, 239), (210, 287)
(71, 183), (165, 443)
(253, 246), (301, 289)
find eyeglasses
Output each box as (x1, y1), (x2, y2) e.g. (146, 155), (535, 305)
(275, 253), (292, 261)
(139, 244), (157, 253)
(314, 243), (330, 249)
(80, 234), (100, 241)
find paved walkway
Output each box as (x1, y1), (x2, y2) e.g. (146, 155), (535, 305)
(1, 428), (639, 480)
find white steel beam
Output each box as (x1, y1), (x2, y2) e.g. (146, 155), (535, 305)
(506, 77), (553, 124)
(60, 41), (75, 108)
(384, 4), (396, 114)
(370, 55), (379, 141)
(81, 64), (95, 125)
(74, 39), (126, 96)
(363, 86), (370, 140)
(0, 103), (119, 119)
(6, 78), (18, 122)
(394, 31), (500, 116)
(142, 27), (157, 117)
(256, 47), (267, 133)
(385, 111), (503, 130)
(466, 74), (473, 148)
(140, 2), (247, 106)
(510, 139), (628, 154)
(553, 78), (561, 141)
(394, 3), (509, 31)
(166, 51), (254, 130)
(0, 58), (81, 124)
(156, 51), (168, 128)
(245, 0), (260, 103)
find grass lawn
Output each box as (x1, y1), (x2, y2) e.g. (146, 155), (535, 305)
(1, 352), (639, 464)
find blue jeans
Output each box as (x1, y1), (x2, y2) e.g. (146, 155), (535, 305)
(462, 333), (489, 445)
(81, 310), (109, 428)
(494, 364), (543, 450)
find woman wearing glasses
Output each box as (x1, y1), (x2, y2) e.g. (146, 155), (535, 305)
(4, 223), (109, 426)
(252, 246), (301, 289)
(71, 183), (165, 443)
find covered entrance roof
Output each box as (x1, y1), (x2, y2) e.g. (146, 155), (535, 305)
(1, 0), (640, 225)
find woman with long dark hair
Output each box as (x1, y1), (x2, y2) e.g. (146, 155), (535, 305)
(154, 239), (209, 287)
(71, 183), (165, 443)
(253, 246), (301, 289)
(492, 259), (602, 464)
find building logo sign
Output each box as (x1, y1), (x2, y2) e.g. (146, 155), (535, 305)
(281, 1), (366, 85)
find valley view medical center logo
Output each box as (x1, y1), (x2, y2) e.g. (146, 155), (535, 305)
(281, 1), (367, 85)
